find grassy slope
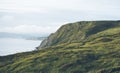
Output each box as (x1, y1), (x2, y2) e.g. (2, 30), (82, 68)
(39, 21), (120, 48)
(0, 21), (120, 73)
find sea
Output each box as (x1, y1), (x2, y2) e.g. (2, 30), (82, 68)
(0, 38), (42, 56)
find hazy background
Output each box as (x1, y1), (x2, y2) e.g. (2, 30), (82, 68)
(0, 0), (120, 35)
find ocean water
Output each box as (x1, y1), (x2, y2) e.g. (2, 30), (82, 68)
(0, 38), (42, 56)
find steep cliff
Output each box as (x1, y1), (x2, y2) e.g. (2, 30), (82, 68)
(38, 21), (120, 49)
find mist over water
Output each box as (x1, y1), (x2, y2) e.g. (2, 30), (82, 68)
(0, 38), (42, 56)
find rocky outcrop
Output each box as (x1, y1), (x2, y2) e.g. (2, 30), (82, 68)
(38, 33), (55, 48)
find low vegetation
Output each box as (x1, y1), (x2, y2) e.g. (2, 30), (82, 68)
(0, 21), (120, 73)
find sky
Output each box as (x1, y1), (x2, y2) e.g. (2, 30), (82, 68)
(0, 0), (120, 35)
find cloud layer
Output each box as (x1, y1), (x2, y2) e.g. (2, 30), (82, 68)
(0, 0), (120, 35)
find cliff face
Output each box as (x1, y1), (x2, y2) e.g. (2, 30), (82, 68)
(38, 21), (120, 49)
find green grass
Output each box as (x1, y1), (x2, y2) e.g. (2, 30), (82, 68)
(0, 21), (120, 73)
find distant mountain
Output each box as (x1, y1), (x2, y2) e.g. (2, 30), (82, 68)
(0, 20), (120, 73)
(0, 32), (22, 38)
(0, 32), (47, 40)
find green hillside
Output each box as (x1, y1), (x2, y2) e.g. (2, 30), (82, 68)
(39, 21), (120, 48)
(0, 21), (120, 73)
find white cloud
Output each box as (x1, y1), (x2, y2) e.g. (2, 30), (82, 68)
(0, 0), (120, 34)
(0, 24), (59, 34)
(0, 8), (48, 13)
(0, 0), (120, 13)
